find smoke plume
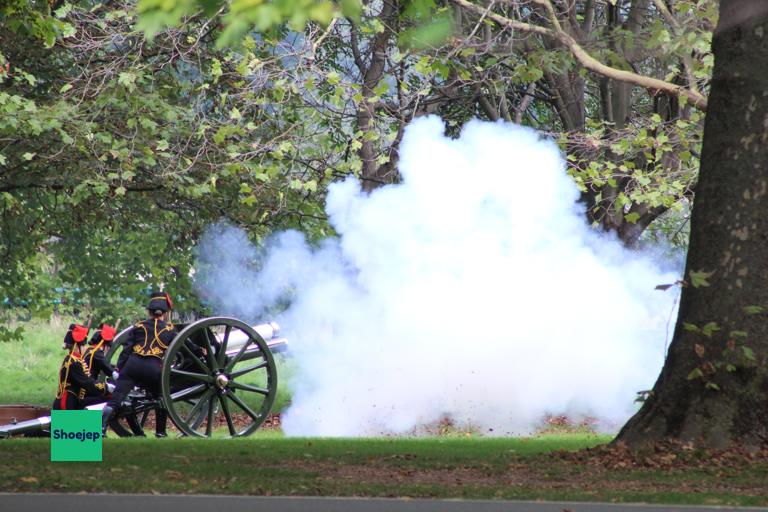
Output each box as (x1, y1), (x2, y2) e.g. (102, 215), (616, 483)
(195, 117), (680, 436)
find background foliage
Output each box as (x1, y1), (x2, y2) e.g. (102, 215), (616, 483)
(0, 0), (713, 336)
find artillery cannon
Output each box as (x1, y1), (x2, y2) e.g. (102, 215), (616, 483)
(0, 317), (287, 439)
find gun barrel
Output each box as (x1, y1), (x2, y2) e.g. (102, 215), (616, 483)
(0, 416), (51, 438)
(214, 322), (287, 360)
(217, 322), (280, 350)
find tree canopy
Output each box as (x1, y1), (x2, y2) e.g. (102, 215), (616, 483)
(0, 0), (715, 329)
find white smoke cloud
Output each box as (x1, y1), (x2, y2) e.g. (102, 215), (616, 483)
(195, 116), (681, 436)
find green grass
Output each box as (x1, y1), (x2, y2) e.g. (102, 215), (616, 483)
(2, 434), (768, 506)
(0, 320), (65, 406)
(3, 435), (606, 494)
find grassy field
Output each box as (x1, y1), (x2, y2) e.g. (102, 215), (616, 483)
(2, 434), (768, 506)
(0, 320), (65, 406)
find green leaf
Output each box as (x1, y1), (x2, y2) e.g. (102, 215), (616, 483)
(22, 72), (37, 86)
(118, 72), (137, 91)
(705, 382), (721, 391)
(624, 212), (640, 224)
(137, 0), (194, 38)
(400, 14), (453, 50)
(701, 322), (720, 338)
(211, 59), (222, 82)
(199, 0), (224, 15)
(59, 83), (73, 93)
(743, 305), (764, 315)
(306, 1), (335, 26)
(689, 269), (714, 288)
(22, 152), (36, 161)
(686, 368), (704, 380)
(742, 346), (756, 362)
(683, 322), (699, 332)
(55, 3), (73, 18)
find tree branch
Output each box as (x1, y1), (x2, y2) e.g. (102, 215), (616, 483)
(449, 0), (708, 111)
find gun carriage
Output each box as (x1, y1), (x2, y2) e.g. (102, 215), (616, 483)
(0, 316), (287, 439)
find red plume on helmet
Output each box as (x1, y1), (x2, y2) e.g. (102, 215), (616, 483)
(64, 323), (90, 346)
(72, 325), (88, 342)
(100, 323), (117, 342)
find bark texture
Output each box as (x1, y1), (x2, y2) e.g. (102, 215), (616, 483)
(616, 0), (768, 449)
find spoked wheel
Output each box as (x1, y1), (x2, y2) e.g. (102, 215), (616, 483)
(161, 317), (278, 438)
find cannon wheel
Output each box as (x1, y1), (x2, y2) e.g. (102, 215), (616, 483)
(161, 317), (278, 438)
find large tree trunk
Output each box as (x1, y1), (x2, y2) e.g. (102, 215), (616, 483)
(615, 0), (768, 449)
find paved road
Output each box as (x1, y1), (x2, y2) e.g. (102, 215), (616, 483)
(2, 494), (767, 512)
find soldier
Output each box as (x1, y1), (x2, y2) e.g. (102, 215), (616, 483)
(84, 322), (148, 437)
(53, 323), (112, 410)
(83, 323), (118, 381)
(102, 292), (177, 437)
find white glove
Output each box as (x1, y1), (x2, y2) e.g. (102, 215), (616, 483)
(106, 382), (116, 393)
(112, 371), (119, 380)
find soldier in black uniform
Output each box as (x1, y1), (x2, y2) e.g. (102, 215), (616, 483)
(83, 323), (118, 381)
(53, 323), (111, 410)
(84, 322), (148, 436)
(102, 292), (176, 437)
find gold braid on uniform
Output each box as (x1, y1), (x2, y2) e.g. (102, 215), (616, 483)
(76, 357), (91, 399)
(55, 355), (72, 400)
(133, 319), (174, 358)
(56, 353), (103, 401)
(85, 339), (105, 370)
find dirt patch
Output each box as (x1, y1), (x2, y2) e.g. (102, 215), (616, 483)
(553, 439), (768, 471)
(272, 442), (768, 497)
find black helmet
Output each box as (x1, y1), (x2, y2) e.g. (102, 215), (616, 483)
(147, 291), (173, 314)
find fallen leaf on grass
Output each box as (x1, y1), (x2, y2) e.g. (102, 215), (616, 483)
(19, 477), (38, 484)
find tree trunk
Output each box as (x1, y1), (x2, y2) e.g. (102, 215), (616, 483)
(355, 0), (399, 193)
(615, 0), (768, 449)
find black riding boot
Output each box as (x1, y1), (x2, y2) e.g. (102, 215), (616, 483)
(125, 414), (146, 437)
(155, 408), (168, 438)
(101, 406), (114, 437)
